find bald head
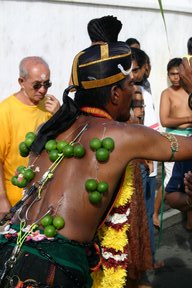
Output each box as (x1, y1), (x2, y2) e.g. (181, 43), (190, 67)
(19, 56), (50, 79)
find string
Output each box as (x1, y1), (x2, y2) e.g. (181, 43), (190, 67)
(16, 220), (38, 248)
(158, 162), (165, 248)
(157, 0), (171, 57)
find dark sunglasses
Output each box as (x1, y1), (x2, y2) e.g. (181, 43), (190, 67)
(32, 81), (52, 90)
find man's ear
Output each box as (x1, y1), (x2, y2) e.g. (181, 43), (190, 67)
(18, 77), (24, 88)
(111, 85), (120, 105)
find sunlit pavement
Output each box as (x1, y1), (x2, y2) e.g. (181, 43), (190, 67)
(147, 221), (192, 288)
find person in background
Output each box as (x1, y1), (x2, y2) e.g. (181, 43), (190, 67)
(153, 58), (192, 230)
(131, 47), (159, 268)
(126, 37), (141, 49)
(165, 57), (192, 221)
(129, 86), (154, 287)
(131, 86), (153, 174)
(0, 56), (60, 214)
(166, 160), (192, 228)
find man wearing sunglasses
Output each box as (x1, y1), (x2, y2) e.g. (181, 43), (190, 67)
(0, 56), (60, 215)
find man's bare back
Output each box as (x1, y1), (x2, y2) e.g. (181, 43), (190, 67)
(17, 113), (192, 243)
(21, 116), (131, 242)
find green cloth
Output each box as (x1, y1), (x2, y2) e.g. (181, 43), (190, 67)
(0, 226), (92, 287)
(165, 127), (192, 136)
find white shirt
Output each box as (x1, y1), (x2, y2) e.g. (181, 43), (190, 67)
(142, 87), (159, 177)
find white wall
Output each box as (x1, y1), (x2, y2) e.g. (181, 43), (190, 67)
(0, 0), (191, 121)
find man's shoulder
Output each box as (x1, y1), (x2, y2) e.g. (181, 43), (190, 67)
(0, 94), (15, 109)
(161, 87), (173, 96)
(0, 94), (15, 105)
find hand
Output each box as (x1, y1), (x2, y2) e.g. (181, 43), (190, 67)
(184, 171), (192, 198)
(179, 57), (192, 94)
(0, 194), (11, 220)
(45, 95), (60, 115)
(145, 160), (154, 174)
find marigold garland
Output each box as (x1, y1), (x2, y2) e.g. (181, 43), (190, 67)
(92, 164), (134, 288)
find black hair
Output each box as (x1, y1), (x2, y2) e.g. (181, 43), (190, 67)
(167, 58), (182, 72)
(131, 47), (148, 68)
(74, 77), (127, 109)
(125, 38), (140, 48)
(74, 86), (111, 108)
(187, 37), (192, 55)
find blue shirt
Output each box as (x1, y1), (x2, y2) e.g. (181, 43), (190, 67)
(166, 160), (192, 193)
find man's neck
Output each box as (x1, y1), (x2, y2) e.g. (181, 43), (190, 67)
(81, 107), (112, 120)
(15, 90), (39, 106)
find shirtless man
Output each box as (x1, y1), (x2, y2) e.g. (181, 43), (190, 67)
(0, 44), (192, 288)
(153, 58), (192, 228)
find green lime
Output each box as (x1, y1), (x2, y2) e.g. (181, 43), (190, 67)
(24, 137), (34, 148)
(73, 144), (86, 158)
(41, 214), (53, 227)
(97, 181), (109, 193)
(20, 150), (30, 157)
(49, 150), (59, 162)
(57, 140), (68, 153)
(45, 139), (57, 151)
(63, 144), (74, 158)
(44, 225), (56, 238)
(85, 179), (98, 192)
(11, 176), (18, 186)
(89, 138), (102, 151)
(17, 165), (26, 174)
(17, 178), (28, 188)
(53, 216), (65, 230)
(96, 148), (109, 162)
(101, 137), (115, 152)
(24, 168), (35, 181)
(25, 131), (36, 140)
(89, 191), (102, 204)
(19, 142), (29, 157)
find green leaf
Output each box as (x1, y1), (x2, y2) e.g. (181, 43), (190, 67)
(157, 0), (171, 56)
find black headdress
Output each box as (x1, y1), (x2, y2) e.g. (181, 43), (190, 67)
(87, 15), (122, 43)
(72, 42), (132, 89)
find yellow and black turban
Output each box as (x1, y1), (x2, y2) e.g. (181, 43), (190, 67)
(72, 42), (132, 90)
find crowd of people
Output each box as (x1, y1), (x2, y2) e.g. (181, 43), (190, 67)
(0, 15), (192, 288)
